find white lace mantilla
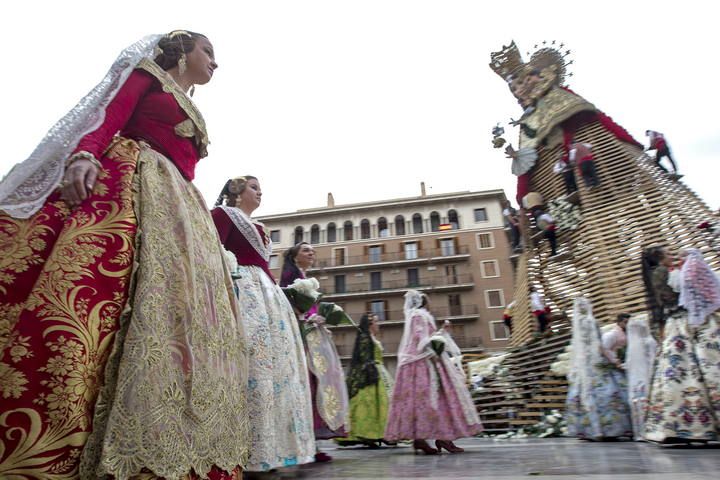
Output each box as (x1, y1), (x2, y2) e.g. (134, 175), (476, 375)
(218, 206), (271, 261)
(0, 35), (163, 219)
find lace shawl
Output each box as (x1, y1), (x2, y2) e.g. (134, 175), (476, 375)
(217, 206), (271, 261)
(0, 35), (163, 218)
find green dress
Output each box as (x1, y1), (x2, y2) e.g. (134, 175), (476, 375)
(341, 337), (393, 441)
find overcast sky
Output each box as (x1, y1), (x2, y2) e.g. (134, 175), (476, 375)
(2, 0), (718, 216)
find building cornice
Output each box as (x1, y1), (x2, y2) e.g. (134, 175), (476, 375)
(256, 189), (507, 222)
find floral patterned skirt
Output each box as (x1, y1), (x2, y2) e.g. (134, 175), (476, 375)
(384, 358), (482, 441)
(234, 266), (315, 471)
(644, 313), (720, 442)
(565, 365), (633, 439)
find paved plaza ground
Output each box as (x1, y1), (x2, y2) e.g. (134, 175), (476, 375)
(249, 437), (720, 480)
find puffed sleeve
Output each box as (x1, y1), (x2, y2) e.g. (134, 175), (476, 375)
(72, 69), (154, 160)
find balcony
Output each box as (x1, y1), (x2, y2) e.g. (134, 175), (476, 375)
(331, 305), (480, 329)
(336, 335), (484, 359)
(319, 273), (474, 300)
(309, 246), (471, 272)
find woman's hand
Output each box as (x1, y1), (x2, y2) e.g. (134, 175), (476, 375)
(308, 314), (326, 325)
(61, 159), (99, 208)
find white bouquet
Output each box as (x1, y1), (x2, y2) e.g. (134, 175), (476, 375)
(429, 332), (446, 355)
(282, 277), (321, 313)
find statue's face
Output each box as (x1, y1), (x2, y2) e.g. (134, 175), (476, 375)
(508, 66), (559, 108)
(509, 74), (532, 107)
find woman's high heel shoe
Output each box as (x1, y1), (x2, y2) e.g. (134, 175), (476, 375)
(413, 439), (439, 455)
(435, 440), (464, 453)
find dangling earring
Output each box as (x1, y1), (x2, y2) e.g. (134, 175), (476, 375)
(189, 85), (196, 97)
(178, 54), (187, 76)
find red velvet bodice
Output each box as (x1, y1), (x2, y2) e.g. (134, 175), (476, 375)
(212, 207), (276, 282)
(73, 69), (201, 180)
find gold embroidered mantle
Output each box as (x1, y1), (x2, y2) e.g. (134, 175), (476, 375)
(519, 87), (596, 150)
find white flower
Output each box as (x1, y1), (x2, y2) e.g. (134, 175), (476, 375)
(545, 415), (558, 424)
(561, 427), (569, 435)
(332, 304), (343, 313)
(289, 278), (321, 298)
(545, 427), (555, 434)
(429, 333), (446, 344)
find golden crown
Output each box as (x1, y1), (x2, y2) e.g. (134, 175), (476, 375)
(490, 40), (573, 85)
(489, 41), (525, 81)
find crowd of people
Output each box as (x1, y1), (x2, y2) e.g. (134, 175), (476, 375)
(0, 31), (482, 479)
(565, 247), (720, 443)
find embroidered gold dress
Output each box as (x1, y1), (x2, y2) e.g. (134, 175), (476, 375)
(0, 59), (248, 480)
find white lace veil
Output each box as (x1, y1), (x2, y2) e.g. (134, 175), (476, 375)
(679, 248), (720, 326)
(568, 296), (602, 410)
(0, 34), (163, 219)
(625, 312), (657, 440)
(397, 290), (435, 367)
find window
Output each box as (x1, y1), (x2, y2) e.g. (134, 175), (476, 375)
(269, 255), (279, 269)
(394, 215), (406, 236)
(310, 224), (320, 244)
(485, 289), (505, 308)
(370, 271), (382, 290)
(445, 265), (458, 284)
(370, 300), (386, 321)
(327, 222), (337, 243)
(404, 242), (418, 260)
(334, 275), (346, 293)
(440, 238), (456, 256)
(407, 268), (419, 287)
(270, 230), (281, 243)
(368, 245), (382, 263)
(476, 233), (494, 249)
(412, 213), (423, 234)
(430, 211), (440, 232)
(343, 220), (353, 241)
(360, 219), (371, 239)
(490, 320), (510, 340)
(448, 294), (462, 316)
(294, 226), (304, 245)
(378, 217), (389, 237)
(474, 208), (488, 222)
(481, 260), (499, 278)
(448, 209), (460, 229)
(333, 247), (346, 266)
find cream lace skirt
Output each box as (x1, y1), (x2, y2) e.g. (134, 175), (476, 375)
(80, 145), (249, 479)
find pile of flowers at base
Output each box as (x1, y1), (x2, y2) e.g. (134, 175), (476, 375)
(282, 277), (321, 313)
(467, 353), (509, 393)
(549, 345), (572, 377)
(491, 410), (568, 439)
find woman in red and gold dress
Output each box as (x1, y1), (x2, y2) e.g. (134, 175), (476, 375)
(212, 177), (315, 473)
(0, 31), (247, 479)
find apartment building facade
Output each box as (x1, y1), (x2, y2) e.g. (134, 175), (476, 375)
(258, 186), (515, 373)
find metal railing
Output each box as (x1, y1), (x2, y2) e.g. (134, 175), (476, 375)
(322, 273), (474, 296)
(343, 304), (480, 323)
(311, 246), (470, 269)
(341, 336), (483, 357)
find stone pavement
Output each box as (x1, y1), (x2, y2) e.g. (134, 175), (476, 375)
(248, 437), (720, 480)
